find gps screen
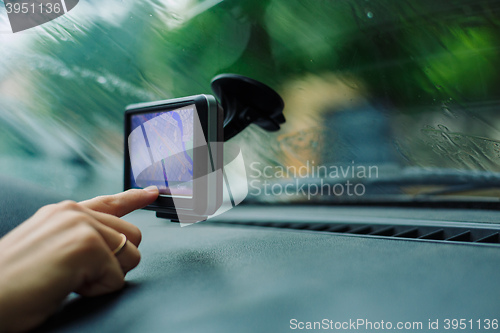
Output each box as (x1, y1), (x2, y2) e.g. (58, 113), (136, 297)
(128, 105), (195, 197)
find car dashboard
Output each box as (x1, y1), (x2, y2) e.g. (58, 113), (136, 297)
(32, 204), (500, 333)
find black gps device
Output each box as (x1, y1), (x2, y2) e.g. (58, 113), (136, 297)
(124, 74), (285, 223)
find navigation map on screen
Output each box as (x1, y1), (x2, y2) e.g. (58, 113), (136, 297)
(128, 105), (195, 197)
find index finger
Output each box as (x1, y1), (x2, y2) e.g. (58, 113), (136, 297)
(80, 187), (159, 217)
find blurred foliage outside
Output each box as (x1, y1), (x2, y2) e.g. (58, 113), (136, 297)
(0, 0), (499, 199)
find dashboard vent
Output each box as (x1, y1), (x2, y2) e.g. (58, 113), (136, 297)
(217, 221), (500, 247)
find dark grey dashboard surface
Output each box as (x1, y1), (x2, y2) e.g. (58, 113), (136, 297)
(35, 205), (500, 333)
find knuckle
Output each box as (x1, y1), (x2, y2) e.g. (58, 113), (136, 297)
(96, 195), (119, 211)
(130, 246), (141, 266)
(122, 244), (141, 272)
(37, 203), (56, 214)
(73, 226), (104, 254)
(47, 212), (95, 241)
(64, 211), (93, 227)
(126, 249), (141, 271)
(57, 200), (81, 212)
(129, 225), (142, 245)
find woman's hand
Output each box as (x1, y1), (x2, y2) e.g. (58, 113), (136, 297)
(0, 187), (159, 333)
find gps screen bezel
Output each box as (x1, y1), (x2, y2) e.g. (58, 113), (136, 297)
(124, 95), (215, 214)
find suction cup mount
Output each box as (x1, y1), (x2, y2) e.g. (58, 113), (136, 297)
(211, 74), (285, 141)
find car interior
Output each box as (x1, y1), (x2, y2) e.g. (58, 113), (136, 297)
(0, 0), (499, 332)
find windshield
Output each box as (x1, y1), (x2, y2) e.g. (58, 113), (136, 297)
(1, 0), (499, 203)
